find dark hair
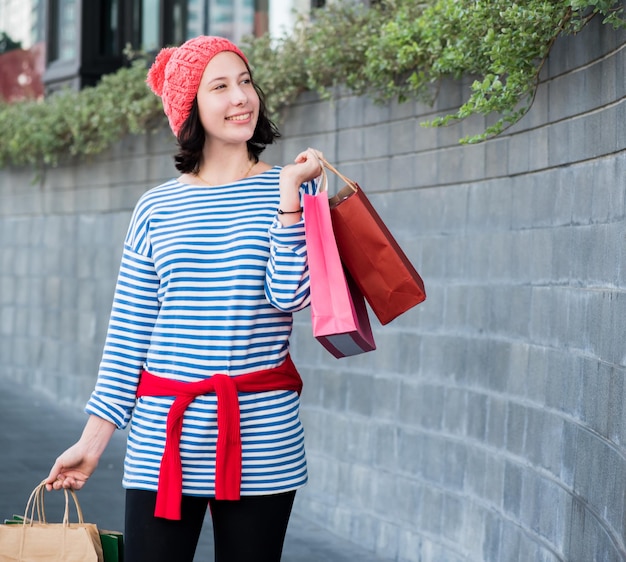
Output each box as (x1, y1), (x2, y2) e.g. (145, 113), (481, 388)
(174, 79), (281, 174)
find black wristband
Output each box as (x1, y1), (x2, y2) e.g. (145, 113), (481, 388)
(277, 207), (303, 214)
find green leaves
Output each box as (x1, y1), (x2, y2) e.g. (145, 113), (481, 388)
(0, 59), (165, 169)
(0, 0), (623, 169)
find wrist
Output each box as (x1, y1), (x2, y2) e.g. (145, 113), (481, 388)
(277, 206), (303, 215)
(279, 168), (307, 195)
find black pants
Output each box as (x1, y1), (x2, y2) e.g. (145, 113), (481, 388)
(124, 489), (296, 562)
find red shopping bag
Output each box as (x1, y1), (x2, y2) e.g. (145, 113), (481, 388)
(322, 158), (426, 325)
(303, 187), (376, 358)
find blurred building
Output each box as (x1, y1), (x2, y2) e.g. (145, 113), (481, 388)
(0, 0), (326, 99)
(0, 0), (45, 101)
(0, 0), (44, 48)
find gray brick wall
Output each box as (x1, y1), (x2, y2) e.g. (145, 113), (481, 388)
(1, 15), (625, 562)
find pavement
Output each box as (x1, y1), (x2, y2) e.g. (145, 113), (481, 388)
(0, 377), (392, 562)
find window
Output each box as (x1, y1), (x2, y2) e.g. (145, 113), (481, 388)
(100, 0), (119, 56)
(141, 0), (159, 51)
(48, 0), (77, 62)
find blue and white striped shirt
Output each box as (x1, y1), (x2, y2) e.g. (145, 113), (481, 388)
(85, 166), (315, 497)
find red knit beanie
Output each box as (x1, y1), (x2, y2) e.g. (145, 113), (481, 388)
(146, 36), (249, 136)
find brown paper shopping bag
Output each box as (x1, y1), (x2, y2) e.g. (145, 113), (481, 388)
(0, 481), (104, 562)
(322, 158), (426, 325)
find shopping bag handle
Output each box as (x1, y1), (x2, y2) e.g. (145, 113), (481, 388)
(317, 156), (359, 194)
(22, 480), (86, 526)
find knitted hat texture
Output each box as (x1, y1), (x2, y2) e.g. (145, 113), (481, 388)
(146, 36), (249, 136)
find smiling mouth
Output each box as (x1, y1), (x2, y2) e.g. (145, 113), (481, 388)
(226, 113), (251, 121)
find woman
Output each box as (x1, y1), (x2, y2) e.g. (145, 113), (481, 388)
(45, 35), (323, 562)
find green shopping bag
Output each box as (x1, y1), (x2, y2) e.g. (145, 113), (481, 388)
(100, 529), (124, 562)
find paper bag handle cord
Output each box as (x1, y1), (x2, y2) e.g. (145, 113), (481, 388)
(22, 480), (86, 527)
(318, 156), (358, 193)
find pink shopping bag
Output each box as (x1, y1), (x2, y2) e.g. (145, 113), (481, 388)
(303, 187), (376, 358)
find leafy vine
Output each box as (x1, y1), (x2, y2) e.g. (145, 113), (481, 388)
(0, 0), (622, 168)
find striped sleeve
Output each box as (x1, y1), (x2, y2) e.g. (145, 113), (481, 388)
(85, 243), (160, 429)
(264, 179), (317, 312)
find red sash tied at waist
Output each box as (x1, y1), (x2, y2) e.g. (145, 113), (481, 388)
(135, 355), (303, 520)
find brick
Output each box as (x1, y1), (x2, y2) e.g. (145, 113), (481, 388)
(483, 454), (505, 507)
(466, 391), (488, 441)
(581, 359), (611, 437)
(397, 528), (422, 562)
(336, 95), (365, 129)
(374, 520), (401, 560)
(373, 424), (399, 472)
(389, 118), (417, 156)
(463, 336), (491, 387)
(436, 145), (466, 185)
(551, 226), (574, 282)
(336, 128), (364, 161)
(362, 97), (390, 126)
(482, 510), (502, 562)
(398, 381), (425, 427)
(346, 372), (374, 417)
(359, 158), (390, 192)
(443, 440), (467, 491)
(394, 332), (424, 377)
(442, 387), (467, 435)
(320, 368), (348, 412)
(616, 99), (626, 160)
(414, 120), (439, 153)
(397, 429), (425, 477)
(371, 376), (400, 421)
(434, 76), (465, 113)
(499, 520), (522, 561)
(0, 305), (15, 337)
(0, 276), (15, 306)
(324, 415), (350, 459)
(485, 339), (511, 393)
(418, 485), (443, 536)
(506, 402), (527, 456)
(363, 124), (391, 160)
(607, 366), (626, 446)
(486, 396), (507, 449)
(389, 154), (416, 190)
(464, 448), (487, 498)
(389, 97), (417, 121)
(441, 494), (464, 544)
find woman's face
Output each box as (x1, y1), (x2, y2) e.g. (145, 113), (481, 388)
(196, 51), (260, 148)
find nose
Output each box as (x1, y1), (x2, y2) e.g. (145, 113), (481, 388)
(231, 84), (247, 106)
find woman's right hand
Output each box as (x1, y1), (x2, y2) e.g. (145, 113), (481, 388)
(45, 442), (99, 491)
(45, 414), (116, 491)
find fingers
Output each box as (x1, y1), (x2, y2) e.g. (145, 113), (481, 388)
(45, 453), (89, 491)
(46, 473), (86, 491)
(281, 147), (325, 188)
(294, 147), (324, 167)
(44, 459), (63, 491)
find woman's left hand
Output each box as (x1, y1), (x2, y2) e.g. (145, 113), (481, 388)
(292, 147), (324, 182)
(278, 148), (323, 224)
(281, 147), (323, 187)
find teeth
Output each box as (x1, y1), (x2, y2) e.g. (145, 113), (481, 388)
(227, 114), (250, 121)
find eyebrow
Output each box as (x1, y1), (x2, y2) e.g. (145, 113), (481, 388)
(207, 71), (251, 84)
